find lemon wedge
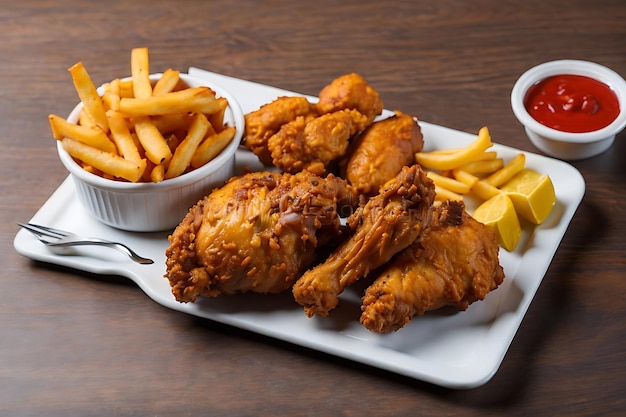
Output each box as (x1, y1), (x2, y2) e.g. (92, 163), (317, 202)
(500, 169), (556, 224)
(472, 192), (521, 251)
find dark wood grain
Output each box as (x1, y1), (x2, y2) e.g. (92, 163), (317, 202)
(2, 0), (625, 415)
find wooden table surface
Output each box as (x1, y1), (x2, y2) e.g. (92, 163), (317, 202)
(2, 1), (625, 416)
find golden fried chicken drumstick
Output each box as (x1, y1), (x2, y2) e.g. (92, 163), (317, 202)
(343, 110), (425, 196)
(360, 200), (505, 332)
(292, 164), (436, 317)
(164, 170), (358, 303)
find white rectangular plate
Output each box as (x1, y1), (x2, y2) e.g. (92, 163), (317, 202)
(14, 68), (585, 389)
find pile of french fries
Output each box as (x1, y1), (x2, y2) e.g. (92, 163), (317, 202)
(415, 126), (527, 204)
(49, 47), (237, 183)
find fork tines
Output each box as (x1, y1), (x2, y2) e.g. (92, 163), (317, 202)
(17, 223), (67, 239)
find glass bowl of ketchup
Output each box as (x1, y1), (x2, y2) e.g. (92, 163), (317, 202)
(511, 60), (626, 160)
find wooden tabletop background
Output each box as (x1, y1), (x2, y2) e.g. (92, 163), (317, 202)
(2, 1), (625, 416)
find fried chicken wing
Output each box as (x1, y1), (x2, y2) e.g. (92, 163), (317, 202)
(292, 165), (435, 317)
(360, 200), (505, 332)
(343, 111), (425, 196)
(244, 96), (318, 165)
(316, 73), (384, 125)
(164, 170), (357, 303)
(267, 109), (369, 175)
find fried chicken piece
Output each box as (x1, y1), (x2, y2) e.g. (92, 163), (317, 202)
(267, 109), (369, 175)
(316, 73), (384, 125)
(244, 74), (381, 172)
(360, 200), (505, 332)
(343, 110), (425, 196)
(292, 165), (435, 317)
(164, 170), (357, 303)
(244, 96), (318, 165)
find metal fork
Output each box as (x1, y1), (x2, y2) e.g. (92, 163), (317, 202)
(17, 223), (154, 265)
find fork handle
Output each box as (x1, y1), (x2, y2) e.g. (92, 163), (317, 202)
(61, 239), (154, 265)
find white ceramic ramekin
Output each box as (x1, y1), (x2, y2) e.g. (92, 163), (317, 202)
(57, 73), (244, 232)
(511, 60), (626, 160)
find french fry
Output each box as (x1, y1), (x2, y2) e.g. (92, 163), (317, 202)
(434, 185), (464, 202)
(49, 114), (117, 154)
(68, 62), (109, 133)
(457, 158), (504, 176)
(119, 79), (134, 98)
(428, 149), (497, 161)
(208, 98), (228, 131)
(102, 78), (121, 112)
(472, 179), (502, 201)
(165, 113), (211, 179)
(466, 151), (498, 162)
(452, 168), (480, 188)
(415, 126), (492, 171)
(119, 87), (223, 116)
(78, 107), (97, 129)
(152, 69), (181, 96)
(133, 116), (173, 165)
(61, 138), (146, 182)
(452, 168), (501, 201)
(106, 110), (142, 163)
(131, 47), (152, 98)
(473, 151), (497, 161)
(485, 153), (526, 187)
(191, 126), (236, 168)
(426, 171), (471, 194)
(150, 164), (165, 183)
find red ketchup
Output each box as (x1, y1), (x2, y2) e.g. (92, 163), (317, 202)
(524, 74), (620, 133)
